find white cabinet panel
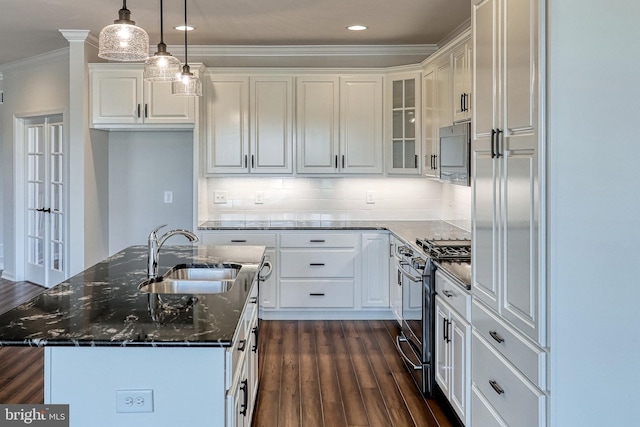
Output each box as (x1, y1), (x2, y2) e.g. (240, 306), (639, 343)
(472, 331), (545, 427)
(90, 64), (195, 129)
(280, 232), (355, 248)
(360, 232), (389, 308)
(340, 76), (384, 174)
(280, 280), (355, 308)
(279, 249), (355, 278)
(296, 77), (340, 174)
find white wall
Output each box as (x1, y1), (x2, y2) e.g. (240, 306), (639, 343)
(108, 131), (194, 253)
(548, 1), (640, 425)
(202, 176), (471, 227)
(0, 52), (69, 280)
(0, 77), (3, 270)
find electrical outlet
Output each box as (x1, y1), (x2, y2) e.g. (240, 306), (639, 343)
(116, 390), (153, 413)
(255, 191), (264, 204)
(366, 191), (375, 204)
(214, 190), (227, 204)
(164, 191), (173, 204)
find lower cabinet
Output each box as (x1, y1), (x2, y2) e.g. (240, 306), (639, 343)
(434, 269), (471, 426)
(226, 283), (259, 427)
(200, 230), (392, 320)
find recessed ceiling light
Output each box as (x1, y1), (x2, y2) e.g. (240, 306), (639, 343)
(174, 25), (195, 31)
(347, 25), (368, 31)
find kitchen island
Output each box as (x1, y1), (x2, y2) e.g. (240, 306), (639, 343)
(0, 244), (266, 427)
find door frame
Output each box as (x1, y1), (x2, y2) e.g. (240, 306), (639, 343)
(13, 109), (69, 287)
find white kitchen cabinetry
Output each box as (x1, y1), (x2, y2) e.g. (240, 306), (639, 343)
(205, 75), (293, 174)
(296, 76), (340, 174)
(434, 270), (471, 426)
(200, 232), (278, 313)
(89, 64), (195, 129)
(226, 284), (259, 427)
(422, 31), (471, 178)
(296, 75), (383, 174)
(279, 232), (356, 309)
(452, 40), (472, 123)
(471, 0), (543, 345)
(360, 232), (390, 308)
(387, 71), (421, 175)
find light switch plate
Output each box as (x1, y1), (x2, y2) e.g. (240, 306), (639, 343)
(214, 190), (227, 204)
(255, 191), (264, 204)
(366, 191), (375, 204)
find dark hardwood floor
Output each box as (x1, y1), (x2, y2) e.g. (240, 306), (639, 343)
(0, 280), (455, 427)
(252, 320), (454, 427)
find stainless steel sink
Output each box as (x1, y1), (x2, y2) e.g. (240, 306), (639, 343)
(138, 264), (241, 294)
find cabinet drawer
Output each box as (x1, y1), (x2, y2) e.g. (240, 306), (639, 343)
(435, 269), (471, 321)
(201, 232), (277, 248)
(471, 384), (508, 427)
(280, 249), (355, 278)
(280, 233), (355, 248)
(472, 300), (546, 389)
(280, 280), (354, 308)
(226, 323), (247, 390)
(472, 332), (545, 427)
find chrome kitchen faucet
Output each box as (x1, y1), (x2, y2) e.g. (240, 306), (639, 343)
(147, 224), (199, 279)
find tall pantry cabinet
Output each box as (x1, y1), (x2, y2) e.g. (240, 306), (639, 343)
(470, 0), (547, 425)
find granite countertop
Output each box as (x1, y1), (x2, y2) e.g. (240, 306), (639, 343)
(0, 245), (265, 348)
(199, 219), (472, 289)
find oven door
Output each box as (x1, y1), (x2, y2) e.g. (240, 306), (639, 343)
(398, 260), (423, 348)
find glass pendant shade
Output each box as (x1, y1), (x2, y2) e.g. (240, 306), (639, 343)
(171, 0), (202, 96)
(143, 0), (181, 80)
(144, 51), (182, 81)
(172, 65), (202, 96)
(98, 1), (149, 62)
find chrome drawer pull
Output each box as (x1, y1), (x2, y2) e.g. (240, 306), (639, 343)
(309, 293), (325, 296)
(489, 380), (505, 395)
(489, 330), (505, 343)
(442, 290), (455, 298)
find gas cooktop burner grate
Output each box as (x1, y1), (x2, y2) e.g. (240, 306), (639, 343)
(416, 238), (471, 261)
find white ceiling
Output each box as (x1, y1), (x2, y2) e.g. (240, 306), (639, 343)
(0, 0), (470, 69)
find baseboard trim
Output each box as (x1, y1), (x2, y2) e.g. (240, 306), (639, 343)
(259, 308), (394, 321)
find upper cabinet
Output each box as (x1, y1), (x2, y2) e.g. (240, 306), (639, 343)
(422, 30), (471, 179)
(386, 71), (422, 175)
(89, 64), (196, 130)
(452, 40), (473, 123)
(205, 75), (293, 174)
(296, 75), (383, 175)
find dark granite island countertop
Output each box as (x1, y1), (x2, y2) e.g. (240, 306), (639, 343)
(0, 244), (266, 347)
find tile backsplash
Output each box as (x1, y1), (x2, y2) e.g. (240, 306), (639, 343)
(202, 176), (471, 229)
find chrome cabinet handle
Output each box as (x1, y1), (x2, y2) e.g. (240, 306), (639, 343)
(258, 260), (273, 281)
(489, 380), (505, 395)
(398, 262), (421, 282)
(489, 330), (505, 343)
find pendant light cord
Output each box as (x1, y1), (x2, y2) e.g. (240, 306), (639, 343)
(159, 0), (164, 45)
(183, 0), (188, 67)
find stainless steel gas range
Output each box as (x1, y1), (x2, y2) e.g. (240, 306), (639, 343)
(393, 235), (471, 397)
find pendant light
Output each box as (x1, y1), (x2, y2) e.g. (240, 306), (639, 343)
(98, 0), (149, 61)
(144, 0), (181, 80)
(172, 0), (202, 96)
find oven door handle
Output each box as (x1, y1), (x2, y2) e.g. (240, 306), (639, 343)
(397, 261), (422, 282)
(395, 335), (423, 371)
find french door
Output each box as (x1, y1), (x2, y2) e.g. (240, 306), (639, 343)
(24, 115), (66, 287)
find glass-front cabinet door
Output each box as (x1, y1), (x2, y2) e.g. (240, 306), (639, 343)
(387, 71), (421, 175)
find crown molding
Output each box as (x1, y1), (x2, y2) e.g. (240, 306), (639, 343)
(0, 48), (69, 73)
(166, 44), (438, 58)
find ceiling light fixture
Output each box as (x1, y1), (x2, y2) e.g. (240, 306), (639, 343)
(144, 0), (181, 80)
(98, 0), (149, 61)
(171, 0), (202, 96)
(347, 25), (368, 31)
